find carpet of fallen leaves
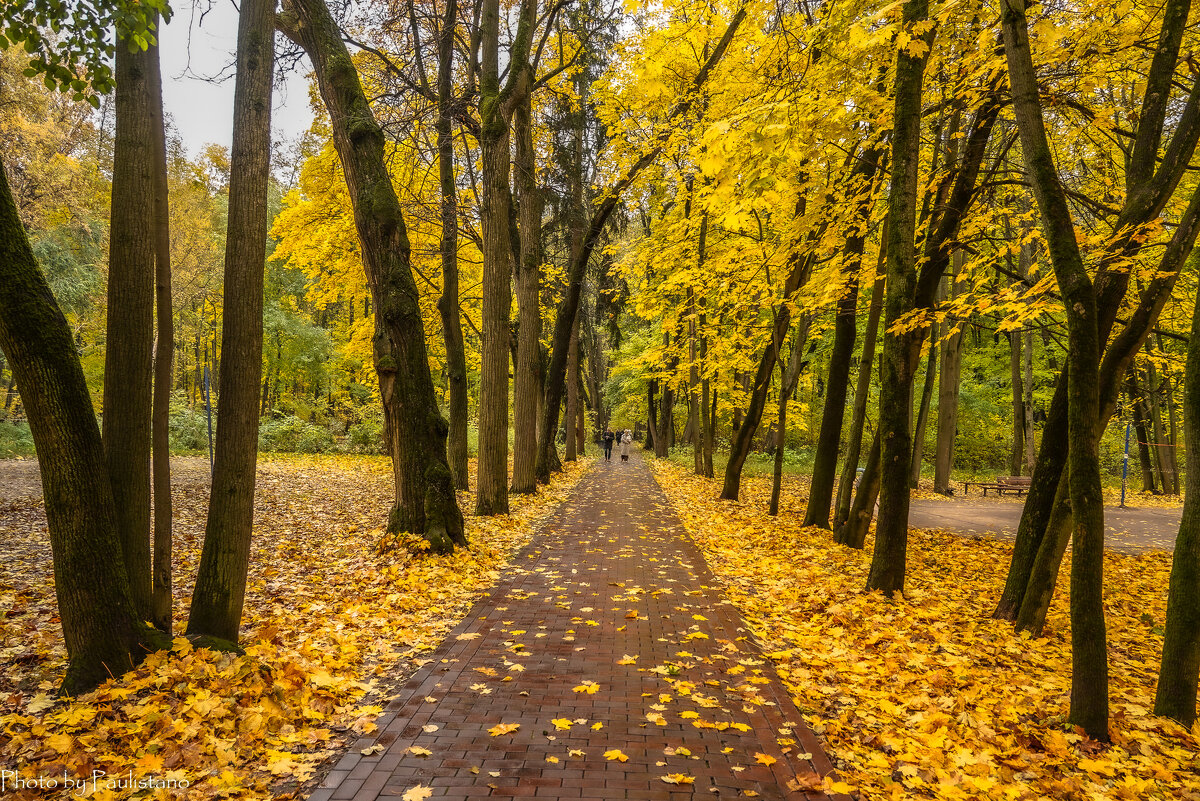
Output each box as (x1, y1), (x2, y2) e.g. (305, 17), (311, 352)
(0, 454), (590, 800)
(651, 460), (1200, 801)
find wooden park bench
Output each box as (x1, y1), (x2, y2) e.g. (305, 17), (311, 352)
(963, 476), (1033, 497)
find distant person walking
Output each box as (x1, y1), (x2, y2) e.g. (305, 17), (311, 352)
(603, 428), (615, 461)
(620, 429), (632, 461)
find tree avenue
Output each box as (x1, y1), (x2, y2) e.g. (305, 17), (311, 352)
(4, 0), (1200, 793)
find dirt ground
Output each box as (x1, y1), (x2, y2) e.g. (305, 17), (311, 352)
(908, 497), (1180, 554)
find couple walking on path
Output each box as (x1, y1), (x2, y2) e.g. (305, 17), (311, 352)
(603, 427), (632, 462)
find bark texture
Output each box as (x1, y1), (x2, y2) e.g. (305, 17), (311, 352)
(188, 0), (277, 642)
(0, 159), (168, 694)
(277, 0), (466, 553)
(105, 38), (157, 619)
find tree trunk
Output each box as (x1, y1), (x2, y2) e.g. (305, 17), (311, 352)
(1002, 0), (1109, 740)
(1155, 264), (1200, 726)
(104, 35), (157, 620)
(833, 241), (887, 531)
(910, 321), (938, 487)
(647, 379), (659, 451)
(277, 0), (466, 552)
(1024, 326), (1036, 472)
(805, 164), (881, 527)
(688, 286), (702, 473)
(474, 0), (513, 513)
(866, 0), (932, 595)
(770, 320), (809, 515)
(0, 158), (168, 695)
(1010, 330), (1024, 476)
(512, 88), (543, 489)
(188, 0), (277, 643)
(565, 313), (581, 461)
(1130, 371), (1159, 493)
(436, 0), (470, 491)
(835, 430), (881, 549)
(147, 33), (174, 634)
(934, 258), (965, 494)
(1148, 354), (1179, 494)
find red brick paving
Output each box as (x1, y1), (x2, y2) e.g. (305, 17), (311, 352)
(306, 454), (847, 800)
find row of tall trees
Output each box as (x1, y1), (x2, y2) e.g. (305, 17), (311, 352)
(604, 0), (1200, 736)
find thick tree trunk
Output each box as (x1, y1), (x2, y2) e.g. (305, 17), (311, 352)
(436, 0), (470, 491)
(147, 35), (174, 634)
(866, 0), (931, 595)
(1155, 269), (1200, 726)
(105, 37), (157, 620)
(1002, 0), (1109, 740)
(188, 0), (276, 643)
(910, 322), (938, 488)
(512, 89), (543, 489)
(933, 260), (965, 494)
(277, 0), (465, 552)
(474, 1), (513, 513)
(0, 159), (168, 695)
(833, 244), (886, 531)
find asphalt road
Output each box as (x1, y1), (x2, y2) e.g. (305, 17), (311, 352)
(908, 497), (1181, 554)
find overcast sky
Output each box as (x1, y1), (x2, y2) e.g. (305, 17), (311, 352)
(158, 0), (314, 157)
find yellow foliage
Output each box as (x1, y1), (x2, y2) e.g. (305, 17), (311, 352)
(652, 460), (1199, 800)
(0, 455), (590, 799)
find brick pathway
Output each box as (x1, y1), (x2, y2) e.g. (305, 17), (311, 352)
(308, 454), (845, 800)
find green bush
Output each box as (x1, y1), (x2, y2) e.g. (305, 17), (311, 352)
(0, 420), (35, 458)
(259, 415), (334, 454)
(169, 407), (212, 453)
(347, 417), (385, 454)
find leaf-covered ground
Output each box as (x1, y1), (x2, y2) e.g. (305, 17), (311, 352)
(651, 460), (1200, 801)
(0, 454), (590, 800)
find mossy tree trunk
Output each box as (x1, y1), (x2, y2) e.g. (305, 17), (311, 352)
(277, 0), (466, 553)
(0, 159), (168, 695)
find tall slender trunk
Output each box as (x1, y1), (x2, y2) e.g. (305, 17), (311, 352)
(934, 259), (965, 494)
(512, 89), (543, 488)
(1010, 330), (1024, 476)
(105, 34), (157, 619)
(565, 314), (581, 461)
(1023, 336), (1036, 469)
(866, 0), (932, 595)
(836, 430), (881, 548)
(147, 31), (173, 634)
(805, 157), (881, 527)
(436, 0), (470, 491)
(833, 242), (886, 530)
(188, 0), (276, 643)
(770, 319), (809, 515)
(688, 286), (702, 474)
(910, 322), (938, 487)
(1130, 371), (1158, 492)
(1002, 0), (1109, 740)
(475, 0), (513, 514)
(0, 158), (168, 695)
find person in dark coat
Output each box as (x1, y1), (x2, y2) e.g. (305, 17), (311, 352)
(603, 428), (615, 461)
